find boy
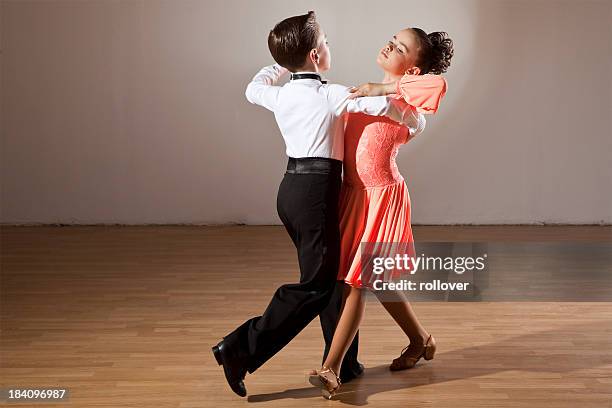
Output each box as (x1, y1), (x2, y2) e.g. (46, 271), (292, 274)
(212, 11), (425, 397)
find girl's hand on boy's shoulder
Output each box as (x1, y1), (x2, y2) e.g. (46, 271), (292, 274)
(348, 81), (399, 99)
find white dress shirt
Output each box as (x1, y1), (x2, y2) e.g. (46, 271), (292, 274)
(245, 64), (426, 161)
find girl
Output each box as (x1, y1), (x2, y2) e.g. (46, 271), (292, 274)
(309, 27), (454, 399)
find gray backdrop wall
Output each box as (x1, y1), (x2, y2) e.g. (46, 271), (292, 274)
(1, 0), (611, 225)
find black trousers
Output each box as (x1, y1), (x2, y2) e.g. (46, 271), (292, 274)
(224, 158), (360, 376)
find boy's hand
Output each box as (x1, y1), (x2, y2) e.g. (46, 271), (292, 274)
(348, 80), (398, 99)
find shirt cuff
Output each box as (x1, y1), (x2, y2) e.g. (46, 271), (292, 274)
(273, 63), (289, 76)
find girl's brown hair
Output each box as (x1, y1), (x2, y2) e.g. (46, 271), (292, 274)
(411, 29), (454, 74)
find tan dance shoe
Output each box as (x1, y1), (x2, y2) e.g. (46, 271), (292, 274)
(389, 334), (436, 371)
(308, 365), (341, 399)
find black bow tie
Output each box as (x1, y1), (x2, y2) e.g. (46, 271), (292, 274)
(290, 73), (327, 84)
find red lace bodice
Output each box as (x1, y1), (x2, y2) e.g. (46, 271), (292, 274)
(342, 109), (409, 188)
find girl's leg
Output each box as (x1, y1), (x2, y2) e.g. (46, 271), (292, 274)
(374, 290), (436, 370)
(321, 284), (367, 374)
(374, 290), (430, 346)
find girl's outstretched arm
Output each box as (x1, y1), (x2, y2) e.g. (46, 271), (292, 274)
(348, 81), (398, 98)
(349, 74), (447, 114)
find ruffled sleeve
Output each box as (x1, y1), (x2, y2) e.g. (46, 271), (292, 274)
(396, 74), (447, 114)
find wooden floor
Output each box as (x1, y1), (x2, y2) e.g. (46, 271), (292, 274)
(1, 225), (611, 407)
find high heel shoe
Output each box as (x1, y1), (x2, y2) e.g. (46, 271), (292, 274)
(389, 334), (436, 371)
(308, 365), (341, 399)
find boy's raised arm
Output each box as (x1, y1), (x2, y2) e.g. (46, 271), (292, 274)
(376, 97), (426, 138)
(394, 102), (427, 140)
(245, 64), (289, 112)
(329, 85), (426, 132)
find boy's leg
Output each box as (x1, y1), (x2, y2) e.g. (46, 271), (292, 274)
(222, 166), (342, 374)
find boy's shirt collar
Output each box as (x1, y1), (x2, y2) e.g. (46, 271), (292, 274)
(290, 71), (327, 84)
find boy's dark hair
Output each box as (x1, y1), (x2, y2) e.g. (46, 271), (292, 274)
(411, 28), (454, 75)
(268, 11), (320, 72)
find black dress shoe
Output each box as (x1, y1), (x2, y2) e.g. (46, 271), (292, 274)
(212, 340), (247, 397)
(340, 362), (364, 383)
